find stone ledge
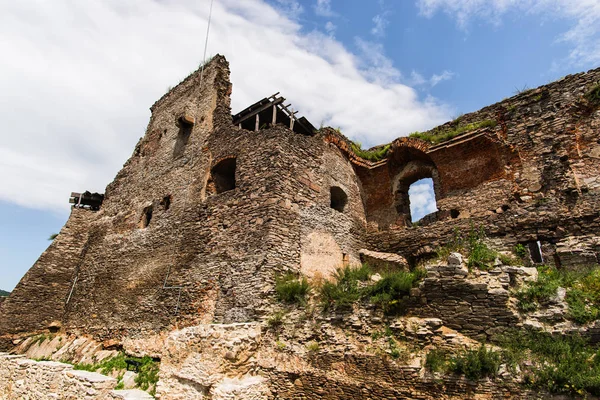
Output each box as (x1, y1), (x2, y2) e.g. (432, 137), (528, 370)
(110, 389), (154, 399)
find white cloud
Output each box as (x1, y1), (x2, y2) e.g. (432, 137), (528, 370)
(276, 0), (304, 16)
(325, 21), (337, 36)
(408, 178), (438, 221)
(430, 70), (454, 86)
(371, 13), (390, 37)
(314, 0), (336, 17)
(410, 70), (454, 87)
(416, 0), (600, 67)
(0, 0), (452, 212)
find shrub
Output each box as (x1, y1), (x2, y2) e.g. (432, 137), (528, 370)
(514, 243), (528, 259)
(449, 344), (501, 380)
(565, 269), (600, 324)
(306, 341), (320, 352)
(499, 329), (600, 396)
(275, 273), (310, 305)
(425, 349), (448, 373)
(135, 356), (160, 395)
(368, 269), (425, 315)
(515, 265), (600, 322)
(74, 353), (127, 375)
(267, 311), (285, 330)
(320, 265), (372, 311)
(466, 227), (497, 270)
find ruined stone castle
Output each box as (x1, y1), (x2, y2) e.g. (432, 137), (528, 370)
(1, 55), (599, 399)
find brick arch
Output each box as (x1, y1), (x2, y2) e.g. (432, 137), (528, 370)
(389, 140), (441, 225)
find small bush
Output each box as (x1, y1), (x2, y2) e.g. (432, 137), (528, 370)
(515, 265), (600, 322)
(275, 273), (310, 305)
(466, 227), (497, 270)
(306, 341), (320, 352)
(565, 269), (600, 324)
(425, 349), (449, 373)
(267, 311), (285, 330)
(499, 329), (600, 396)
(320, 265), (372, 311)
(449, 344), (501, 380)
(514, 244), (528, 259)
(135, 356), (160, 395)
(368, 269), (425, 315)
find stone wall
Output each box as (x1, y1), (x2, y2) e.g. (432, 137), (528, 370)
(1, 56), (599, 353)
(0, 353), (118, 399)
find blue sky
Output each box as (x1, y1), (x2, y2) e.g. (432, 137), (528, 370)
(1, 0), (599, 291)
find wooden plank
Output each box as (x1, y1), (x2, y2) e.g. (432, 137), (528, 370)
(272, 105), (277, 125)
(255, 113), (259, 131)
(232, 97), (284, 125)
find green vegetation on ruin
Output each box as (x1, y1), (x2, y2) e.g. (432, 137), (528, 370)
(425, 329), (600, 396)
(425, 344), (501, 380)
(500, 330), (600, 396)
(349, 141), (391, 162)
(515, 265), (600, 324)
(409, 119), (497, 145)
(319, 264), (425, 314)
(435, 226), (521, 270)
(275, 273), (310, 305)
(0, 289), (10, 297)
(72, 353), (159, 395)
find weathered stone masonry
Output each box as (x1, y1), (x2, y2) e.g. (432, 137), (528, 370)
(1, 56), (599, 346)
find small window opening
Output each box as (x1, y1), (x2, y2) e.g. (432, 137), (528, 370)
(408, 178), (438, 223)
(173, 119), (193, 158)
(450, 209), (460, 219)
(140, 205), (153, 228)
(330, 186), (348, 212)
(528, 241), (544, 263)
(211, 158), (236, 194)
(161, 195), (171, 211)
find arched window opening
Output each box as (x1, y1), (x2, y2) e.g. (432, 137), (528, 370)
(140, 205), (153, 228)
(407, 178), (438, 223)
(211, 158), (237, 194)
(330, 186), (348, 212)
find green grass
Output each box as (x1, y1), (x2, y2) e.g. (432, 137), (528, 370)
(515, 265), (600, 323)
(435, 225), (503, 270)
(514, 243), (528, 259)
(424, 345), (501, 380)
(73, 353), (128, 375)
(267, 311), (285, 330)
(319, 264), (425, 314)
(425, 349), (449, 373)
(135, 356), (160, 395)
(368, 269), (426, 315)
(275, 273), (310, 305)
(409, 120), (497, 145)
(499, 329), (600, 396)
(350, 142), (391, 162)
(320, 265), (373, 311)
(0, 289), (9, 297)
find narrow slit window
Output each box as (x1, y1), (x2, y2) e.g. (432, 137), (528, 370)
(173, 118), (194, 158)
(140, 205), (153, 228)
